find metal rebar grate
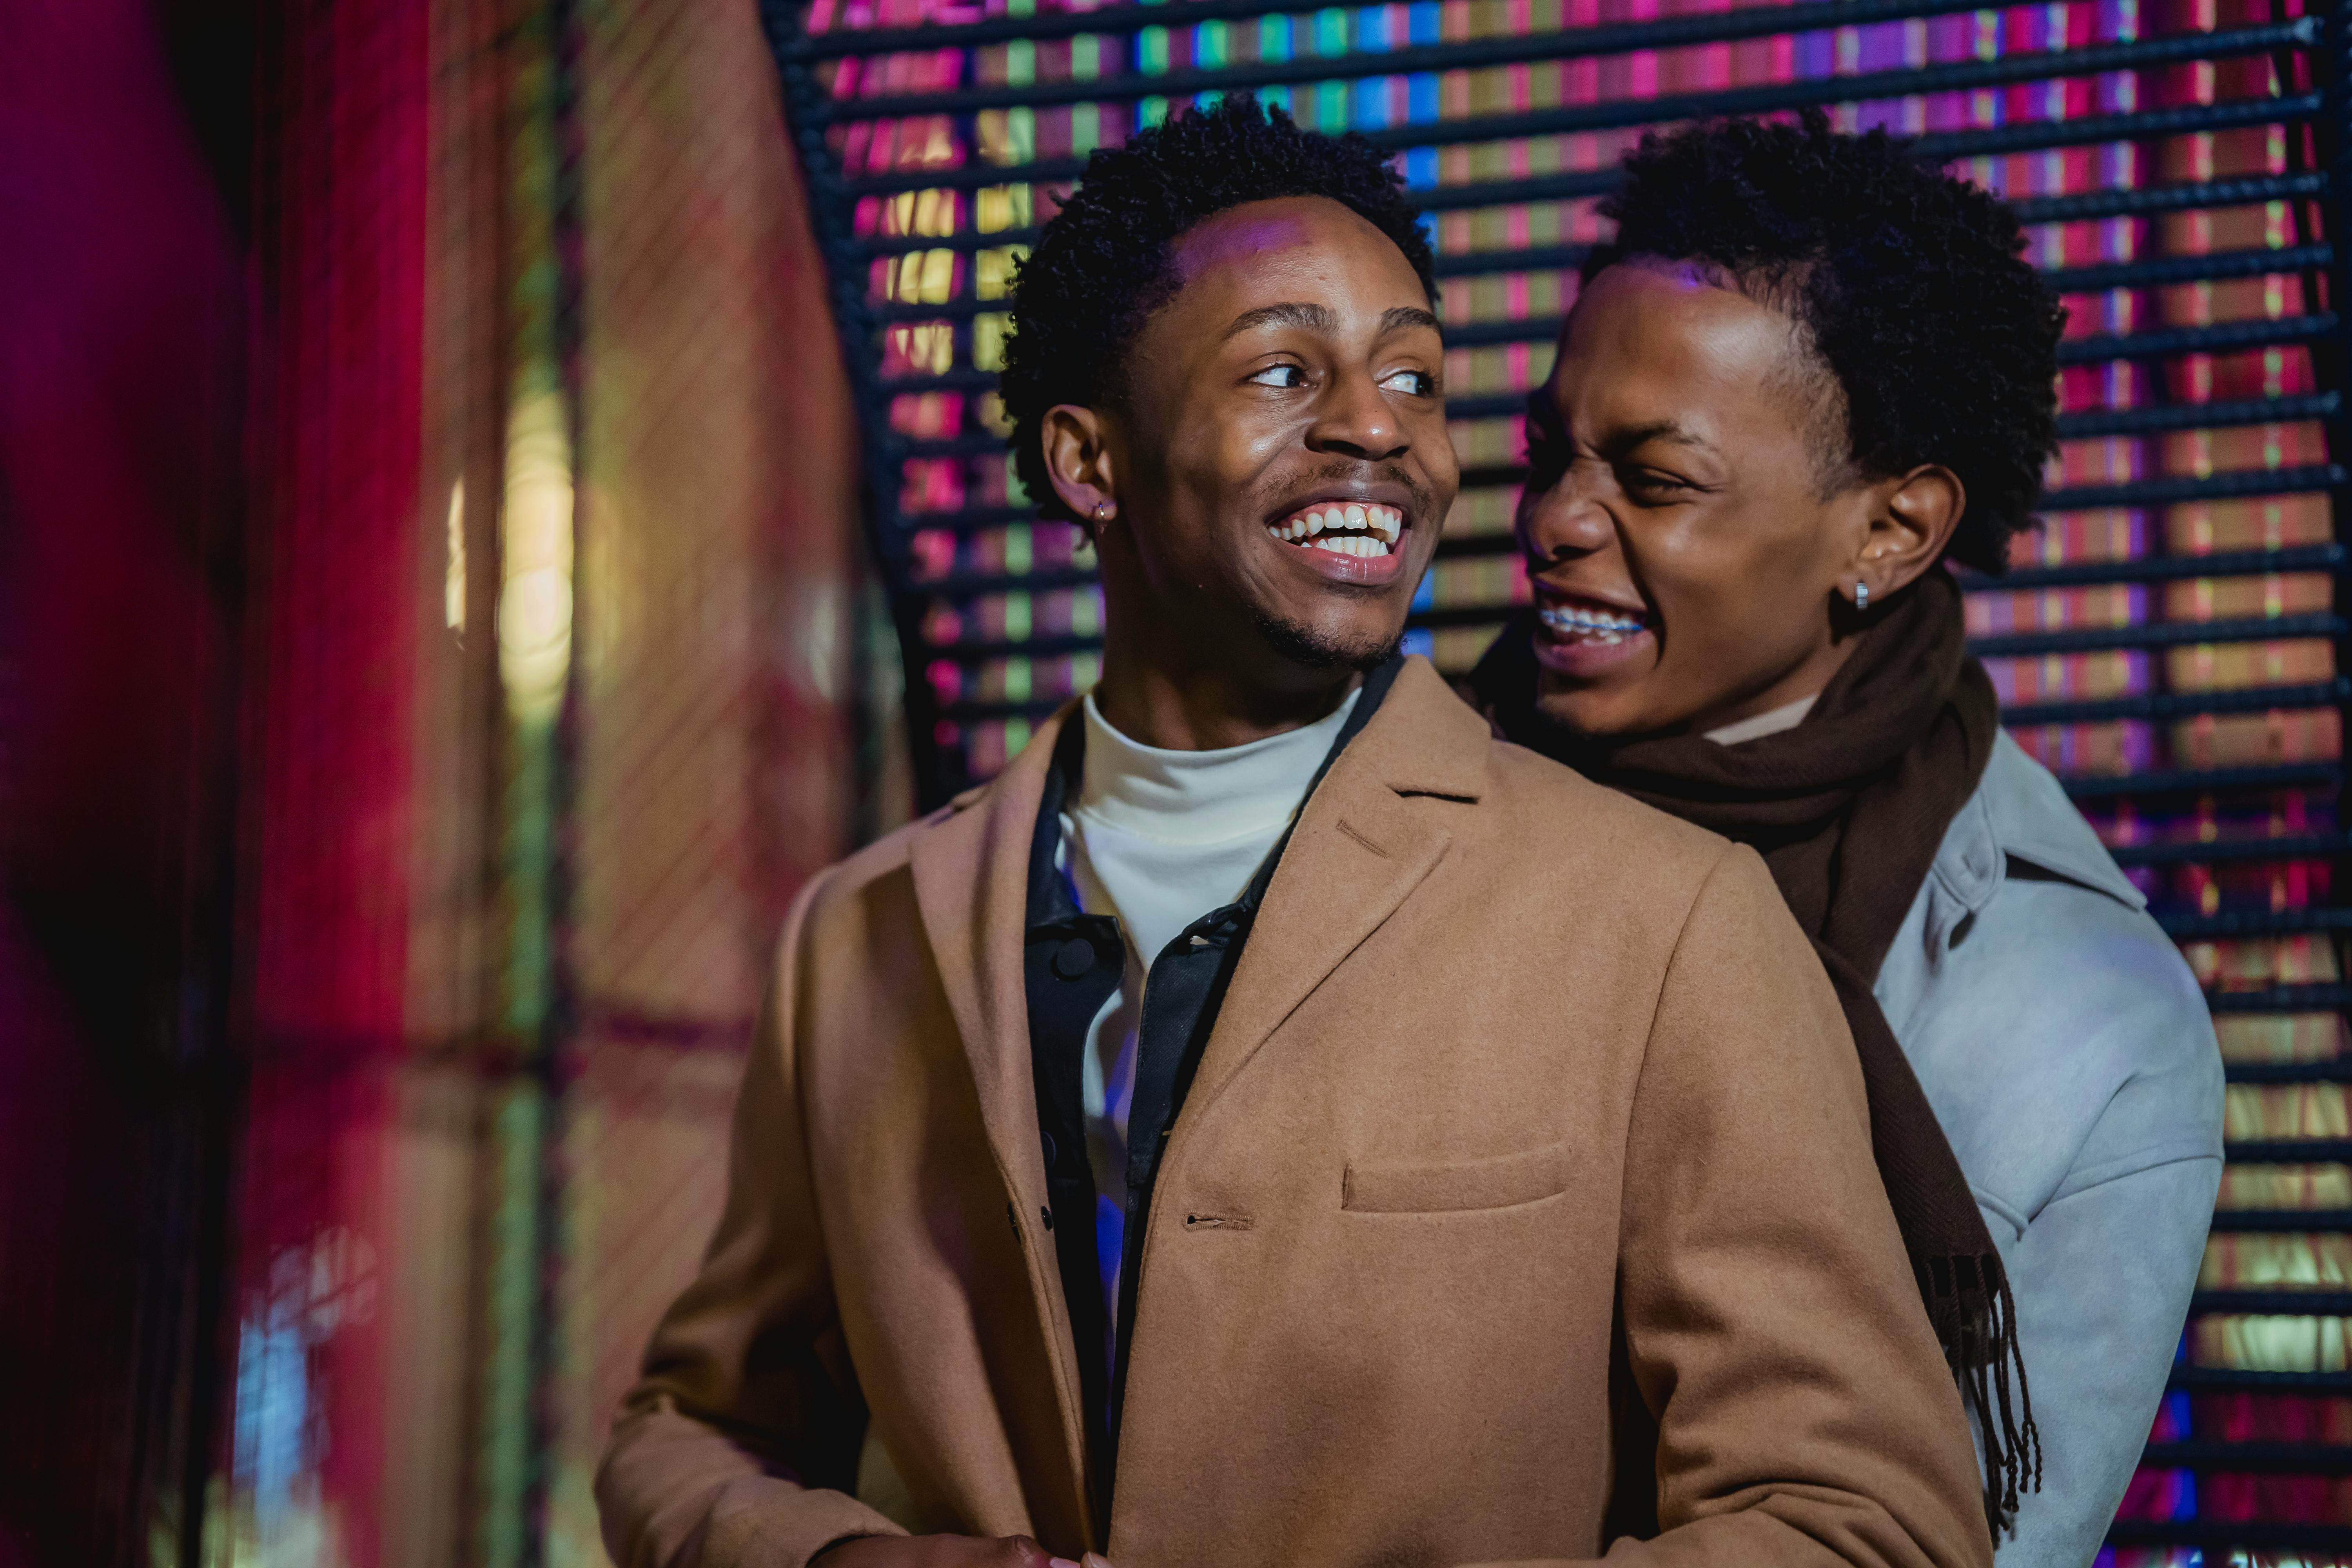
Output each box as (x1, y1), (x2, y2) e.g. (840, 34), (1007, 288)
(759, 0), (2352, 1551)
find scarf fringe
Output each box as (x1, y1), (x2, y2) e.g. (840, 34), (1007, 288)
(1917, 1250), (2042, 1537)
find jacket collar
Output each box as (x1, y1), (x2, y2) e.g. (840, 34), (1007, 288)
(911, 656), (1490, 1178)
(1169, 658), (1490, 1125)
(1929, 730), (2144, 915)
(904, 655), (1488, 1537)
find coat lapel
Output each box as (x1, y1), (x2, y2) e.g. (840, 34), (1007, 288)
(1183, 659), (1492, 1118)
(906, 706), (1098, 1538)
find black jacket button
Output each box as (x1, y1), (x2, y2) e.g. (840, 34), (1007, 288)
(1053, 936), (1096, 979)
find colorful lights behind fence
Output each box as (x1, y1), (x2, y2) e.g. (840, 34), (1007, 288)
(761, 0), (2352, 1553)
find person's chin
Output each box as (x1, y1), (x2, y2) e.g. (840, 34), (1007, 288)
(1250, 593), (1407, 673)
(1532, 670), (1661, 739)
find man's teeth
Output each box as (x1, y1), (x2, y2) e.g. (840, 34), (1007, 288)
(1265, 502), (1405, 557)
(1539, 603), (1649, 644)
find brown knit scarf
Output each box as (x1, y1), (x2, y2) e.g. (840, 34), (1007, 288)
(1470, 569), (2040, 1534)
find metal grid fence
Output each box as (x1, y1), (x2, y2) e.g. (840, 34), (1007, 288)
(757, 0), (2352, 1555)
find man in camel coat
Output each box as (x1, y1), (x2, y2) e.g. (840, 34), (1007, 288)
(596, 98), (1992, 1568)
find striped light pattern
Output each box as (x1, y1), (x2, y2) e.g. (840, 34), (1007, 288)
(759, 0), (2352, 1555)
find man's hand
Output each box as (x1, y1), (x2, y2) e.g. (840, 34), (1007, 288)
(811, 1536), (1113, 1568)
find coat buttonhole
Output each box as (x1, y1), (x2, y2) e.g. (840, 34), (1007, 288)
(1183, 1212), (1253, 1231)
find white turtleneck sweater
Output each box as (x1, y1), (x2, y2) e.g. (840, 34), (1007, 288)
(1704, 691), (1818, 745)
(1056, 686), (1360, 1357)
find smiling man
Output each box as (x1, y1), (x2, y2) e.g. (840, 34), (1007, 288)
(596, 98), (1993, 1568)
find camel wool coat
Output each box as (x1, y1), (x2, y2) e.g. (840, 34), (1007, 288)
(595, 659), (1993, 1568)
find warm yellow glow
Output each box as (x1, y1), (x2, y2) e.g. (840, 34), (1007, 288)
(499, 392), (574, 722)
(975, 245), (1026, 300)
(888, 322), (956, 376)
(975, 184), (1032, 234)
(889, 248), (959, 305)
(973, 314), (1008, 373)
(445, 479), (468, 636)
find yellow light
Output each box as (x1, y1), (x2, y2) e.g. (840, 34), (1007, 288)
(499, 391), (574, 722)
(445, 479), (468, 637)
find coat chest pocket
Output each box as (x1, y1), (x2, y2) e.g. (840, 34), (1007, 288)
(1341, 1141), (1571, 1214)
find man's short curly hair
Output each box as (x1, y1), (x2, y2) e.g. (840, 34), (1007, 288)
(1587, 111), (2064, 574)
(1000, 93), (1436, 527)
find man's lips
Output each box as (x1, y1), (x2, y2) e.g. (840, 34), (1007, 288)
(1259, 495), (1412, 584)
(1262, 498), (1405, 560)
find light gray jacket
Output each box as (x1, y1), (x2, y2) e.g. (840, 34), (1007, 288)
(1874, 731), (2225, 1568)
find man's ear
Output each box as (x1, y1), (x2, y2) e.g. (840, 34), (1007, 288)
(1853, 464), (1966, 604)
(1041, 403), (1120, 530)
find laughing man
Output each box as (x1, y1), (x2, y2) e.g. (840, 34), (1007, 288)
(597, 96), (1992, 1568)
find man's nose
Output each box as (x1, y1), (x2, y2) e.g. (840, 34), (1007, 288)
(1518, 467), (1613, 564)
(1305, 370), (1409, 462)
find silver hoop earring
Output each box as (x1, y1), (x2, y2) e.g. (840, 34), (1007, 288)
(1092, 500), (1113, 524)
(1854, 580), (1869, 612)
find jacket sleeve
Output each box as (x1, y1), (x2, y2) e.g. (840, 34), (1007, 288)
(1988, 1155), (2217, 1568)
(595, 871), (908, 1568)
(1588, 844), (1994, 1568)
(1976, 958), (2222, 1568)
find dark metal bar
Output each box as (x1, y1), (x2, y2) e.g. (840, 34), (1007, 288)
(835, 87), (2323, 196)
(916, 563), (1102, 599)
(1433, 374), (2336, 429)
(2109, 1524), (2352, 1551)
(939, 693), (1071, 722)
(1402, 164), (2331, 220)
(2140, 1439), (2352, 1470)
(1900, 87), (2320, 158)
(931, 630), (1108, 661)
(872, 248), (2334, 324)
(1392, 157), (2314, 220)
(810, 16), (2311, 124)
(2211, 987), (2352, 1025)
(1971, 611), (2345, 659)
(891, 429), (1029, 460)
(2046, 241), (2332, 294)
(1444, 381), (2337, 425)
(2226, 1060), (2352, 1083)
(911, 544), (2343, 606)
(2054, 312), (2339, 365)
(1963, 683), (2348, 728)
(918, 609), (2346, 662)
(2160, 903), (2352, 936)
(1977, 543), (2346, 591)
(2035, 465), (2344, 512)
(2067, 760), (2343, 799)
(788, 0), (2120, 65)
(2230, 1048), (2352, 1072)
(2230, 1138), (2352, 1161)
(2193, 1288), (2352, 1313)
(2011, 168), (2328, 223)
(2172, 1365), (2352, 1390)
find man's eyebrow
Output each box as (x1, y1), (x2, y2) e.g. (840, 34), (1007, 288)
(1609, 419), (1720, 456)
(1380, 305), (1442, 335)
(1222, 301), (1338, 340)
